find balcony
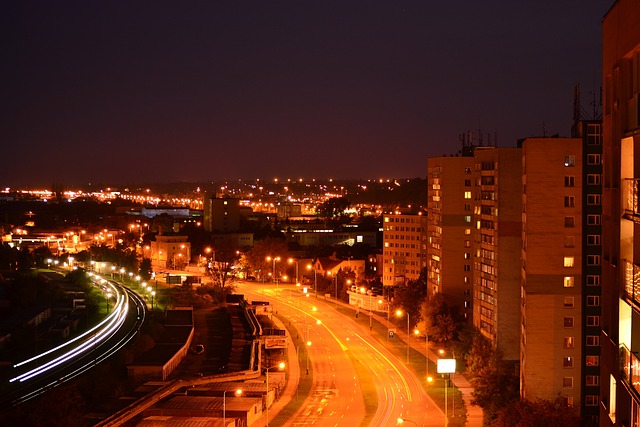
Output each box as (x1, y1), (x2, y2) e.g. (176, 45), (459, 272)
(620, 344), (640, 395)
(623, 178), (640, 221)
(624, 259), (640, 306)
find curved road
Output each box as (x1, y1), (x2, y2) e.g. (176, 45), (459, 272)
(240, 282), (444, 426)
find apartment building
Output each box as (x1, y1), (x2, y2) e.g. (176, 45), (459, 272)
(520, 130), (602, 421)
(472, 147), (522, 363)
(203, 196), (241, 233)
(382, 209), (428, 287)
(427, 155), (475, 316)
(600, 1), (640, 425)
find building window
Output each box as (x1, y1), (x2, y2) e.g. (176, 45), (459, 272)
(563, 377), (574, 388)
(564, 236), (575, 247)
(564, 276), (575, 288)
(562, 396), (574, 407)
(586, 336), (600, 346)
(465, 179), (471, 186)
(564, 176), (575, 187)
(585, 395), (599, 406)
(564, 257), (575, 268)
(464, 215), (471, 223)
(587, 214), (601, 225)
(587, 154), (601, 165)
(586, 375), (599, 386)
(563, 356), (574, 368)
(587, 255), (600, 266)
(464, 191), (472, 199)
(465, 228), (471, 235)
(587, 174), (601, 185)
(587, 194), (601, 205)
(587, 296), (600, 306)
(564, 156), (575, 167)
(586, 355), (600, 366)
(587, 235), (601, 246)
(563, 337), (575, 349)
(587, 316), (600, 327)
(564, 297), (574, 308)
(586, 275), (600, 286)
(564, 317), (574, 328)
(564, 196), (575, 207)
(564, 217), (575, 228)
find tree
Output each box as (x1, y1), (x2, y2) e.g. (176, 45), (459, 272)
(245, 237), (288, 281)
(206, 244), (240, 292)
(139, 258), (153, 281)
(316, 197), (351, 223)
(490, 397), (582, 427)
(469, 344), (520, 422)
(393, 270), (428, 328)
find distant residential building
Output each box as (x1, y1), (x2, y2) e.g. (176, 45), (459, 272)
(203, 196), (241, 233)
(276, 202), (302, 219)
(471, 147), (522, 363)
(150, 234), (191, 270)
(427, 154), (475, 316)
(284, 228), (376, 247)
(382, 210), (427, 287)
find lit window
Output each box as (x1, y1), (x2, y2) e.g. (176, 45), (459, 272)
(464, 191), (472, 199)
(563, 356), (574, 368)
(564, 276), (575, 288)
(564, 257), (575, 268)
(563, 337), (574, 348)
(586, 355), (599, 366)
(564, 155), (575, 167)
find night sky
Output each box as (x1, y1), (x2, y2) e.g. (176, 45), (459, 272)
(2, 1), (611, 187)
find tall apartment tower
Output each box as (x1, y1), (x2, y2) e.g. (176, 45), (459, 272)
(427, 154), (476, 317)
(600, 1), (640, 425)
(203, 195), (241, 233)
(472, 147), (522, 363)
(382, 209), (428, 287)
(520, 132), (602, 420)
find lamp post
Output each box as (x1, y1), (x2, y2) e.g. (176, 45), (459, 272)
(396, 310), (410, 364)
(151, 290), (156, 309)
(307, 263), (317, 296)
(266, 256), (281, 288)
(106, 291), (112, 314)
(288, 258), (299, 283)
(223, 388), (242, 426)
(415, 329), (429, 377)
(265, 362), (285, 426)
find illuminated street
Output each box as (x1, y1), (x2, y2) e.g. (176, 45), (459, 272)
(240, 282), (444, 426)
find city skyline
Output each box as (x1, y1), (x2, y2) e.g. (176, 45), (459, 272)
(3, 1), (609, 187)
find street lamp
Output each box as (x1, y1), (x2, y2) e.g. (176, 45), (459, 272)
(106, 291), (112, 314)
(266, 256), (281, 288)
(396, 310), (410, 364)
(223, 388), (242, 426)
(265, 362), (285, 426)
(288, 258), (299, 283)
(306, 263), (317, 296)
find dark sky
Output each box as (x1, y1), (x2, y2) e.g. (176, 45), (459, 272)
(2, 1), (611, 187)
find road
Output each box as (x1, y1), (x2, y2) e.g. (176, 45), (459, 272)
(0, 275), (146, 410)
(240, 282), (444, 426)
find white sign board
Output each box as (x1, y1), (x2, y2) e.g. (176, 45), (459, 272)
(437, 358), (456, 374)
